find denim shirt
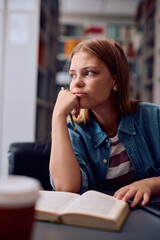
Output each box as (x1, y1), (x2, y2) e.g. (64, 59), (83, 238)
(51, 102), (160, 193)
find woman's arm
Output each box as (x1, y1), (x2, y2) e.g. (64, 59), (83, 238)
(49, 89), (81, 193)
(114, 177), (160, 208)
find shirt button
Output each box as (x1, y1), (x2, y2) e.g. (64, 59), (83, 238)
(105, 138), (108, 143)
(103, 159), (107, 164)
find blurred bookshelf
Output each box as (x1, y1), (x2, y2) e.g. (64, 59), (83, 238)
(107, 24), (135, 56)
(55, 24), (83, 92)
(36, 0), (59, 141)
(106, 23), (136, 90)
(132, 0), (160, 104)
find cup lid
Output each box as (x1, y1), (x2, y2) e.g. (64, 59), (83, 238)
(0, 176), (41, 207)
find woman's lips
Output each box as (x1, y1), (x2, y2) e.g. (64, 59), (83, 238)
(74, 92), (87, 97)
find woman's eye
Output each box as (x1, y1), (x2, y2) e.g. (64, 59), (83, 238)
(86, 71), (94, 76)
(70, 74), (76, 79)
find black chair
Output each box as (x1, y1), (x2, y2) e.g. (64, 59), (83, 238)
(8, 142), (52, 190)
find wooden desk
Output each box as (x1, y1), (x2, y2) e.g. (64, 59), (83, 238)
(31, 208), (160, 240)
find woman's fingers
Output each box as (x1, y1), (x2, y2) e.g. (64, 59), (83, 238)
(114, 186), (129, 200)
(74, 106), (80, 118)
(114, 180), (152, 208)
(56, 87), (79, 117)
(73, 100), (80, 118)
(141, 192), (150, 206)
(129, 191), (143, 208)
(114, 187), (142, 208)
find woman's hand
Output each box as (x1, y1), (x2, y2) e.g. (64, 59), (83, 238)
(53, 88), (80, 119)
(114, 177), (160, 208)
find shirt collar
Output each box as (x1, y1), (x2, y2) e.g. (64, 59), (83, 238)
(84, 113), (136, 148)
(119, 114), (136, 135)
(84, 114), (107, 148)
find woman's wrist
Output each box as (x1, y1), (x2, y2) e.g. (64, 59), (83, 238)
(51, 113), (68, 137)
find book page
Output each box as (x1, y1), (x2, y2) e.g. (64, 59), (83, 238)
(35, 191), (80, 214)
(62, 190), (126, 219)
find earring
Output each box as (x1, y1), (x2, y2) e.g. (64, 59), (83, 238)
(113, 86), (118, 91)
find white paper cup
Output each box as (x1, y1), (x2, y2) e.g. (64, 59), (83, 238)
(0, 176), (41, 240)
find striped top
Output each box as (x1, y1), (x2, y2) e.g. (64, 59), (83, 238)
(106, 135), (135, 185)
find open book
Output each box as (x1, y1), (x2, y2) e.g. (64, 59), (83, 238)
(35, 190), (130, 231)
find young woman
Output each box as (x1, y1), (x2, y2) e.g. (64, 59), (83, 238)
(49, 38), (160, 208)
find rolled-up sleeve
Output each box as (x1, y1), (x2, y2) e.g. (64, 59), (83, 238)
(80, 168), (89, 193)
(49, 173), (56, 190)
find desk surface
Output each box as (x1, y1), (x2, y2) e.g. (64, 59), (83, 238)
(31, 208), (160, 240)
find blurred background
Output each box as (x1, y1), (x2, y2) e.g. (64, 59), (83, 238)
(0, 0), (160, 175)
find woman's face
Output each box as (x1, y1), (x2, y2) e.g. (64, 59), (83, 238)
(69, 51), (116, 111)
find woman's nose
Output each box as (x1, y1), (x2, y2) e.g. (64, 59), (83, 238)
(74, 75), (85, 87)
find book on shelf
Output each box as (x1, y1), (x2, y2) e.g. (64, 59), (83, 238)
(63, 38), (81, 56)
(35, 190), (130, 231)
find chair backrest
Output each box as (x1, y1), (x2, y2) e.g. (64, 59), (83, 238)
(8, 142), (52, 190)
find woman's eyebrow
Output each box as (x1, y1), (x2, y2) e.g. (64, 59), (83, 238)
(69, 66), (99, 72)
